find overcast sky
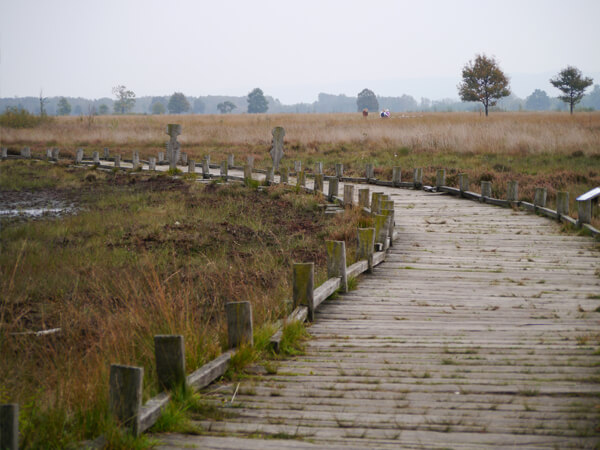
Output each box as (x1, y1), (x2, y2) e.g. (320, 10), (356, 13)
(1, 0), (599, 104)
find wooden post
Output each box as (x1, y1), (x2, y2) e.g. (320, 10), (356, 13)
(132, 151), (140, 170)
(357, 228), (375, 272)
(202, 158), (210, 179)
(335, 163), (344, 178)
(344, 185), (354, 206)
(243, 165), (252, 184)
(326, 241), (347, 292)
(109, 364), (143, 436)
(181, 153), (188, 165)
(374, 214), (387, 246)
(459, 173), (469, 195)
(507, 181), (519, 203)
(293, 263), (315, 321)
(220, 161), (228, 178)
(297, 170), (306, 187)
(51, 148), (59, 161)
(382, 201), (395, 246)
(413, 168), (423, 188)
(392, 167), (401, 187)
(1, 147), (7, 159)
(75, 148), (83, 164)
(0, 404), (18, 450)
(114, 154), (121, 168)
(371, 192), (382, 214)
(358, 188), (370, 209)
(158, 152), (164, 163)
(436, 169), (445, 188)
(46, 148), (52, 159)
(365, 163), (374, 181)
(481, 181), (492, 199)
(204, 155), (211, 165)
(314, 174), (324, 193)
(225, 302), (253, 348)
(314, 162), (323, 174)
(381, 209), (393, 249)
(188, 160), (195, 174)
(21, 147), (31, 158)
(534, 187), (547, 209)
(103, 147), (110, 159)
(149, 157), (156, 171)
(294, 161), (301, 173)
(327, 177), (339, 201)
(280, 167), (289, 184)
(93, 151), (100, 165)
(247, 155), (254, 168)
(266, 167), (274, 185)
(557, 191), (569, 216)
(577, 199), (592, 225)
(154, 335), (186, 390)
(227, 154), (234, 167)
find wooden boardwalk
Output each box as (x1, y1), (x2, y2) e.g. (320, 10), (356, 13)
(157, 186), (600, 449)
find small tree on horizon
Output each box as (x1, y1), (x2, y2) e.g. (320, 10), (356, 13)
(98, 104), (109, 115)
(112, 85), (136, 114)
(356, 88), (379, 112)
(525, 89), (551, 111)
(458, 54), (510, 116)
(57, 97), (72, 116)
(550, 66), (593, 114)
(247, 88), (268, 113)
(168, 92), (190, 114)
(217, 101), (237, 114)
(151, 102), (166, 115)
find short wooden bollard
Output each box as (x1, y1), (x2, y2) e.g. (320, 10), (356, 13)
(266, 167), (274, 185)
(557, 191), (569, 216)
(220, 161), (228, 177)
(358, 188), (370, 209)
(481, 181), (492, 199)
(247, 155), (254, 168)
(202, 158), (210, 179)
(51, 148), (59, 161)
(357, 228), (375, 272)
(188, 160), (195, 174)
(314, 162), (323, 174)
(392, 166), (402, 187)
(459, 173), (469, 194)
(297, 170), (306, 187)
(46, 148), (52, 159)
(154, 335), (186, 390)
(294, 160), (301, 173)
(335, 163), (344, 178)
(132, 151), (140, 170)
(205, 155), (211, 165)
(344, 185), (354, 206)
(75, 148), (84, 164)
(149, 157), (156, 171)
(534, 187), (547, 209)
(109, 364), (143, 437)
(93, 151), (100, 165)
(371, 192), (383, 214)
(293, 263), (315, 321)
(374, 214), (387, 247)
(436, 169), (445, 188)
(243, 165), (252, 184)
(158, 152), (164, 163)
(114, 154), (121, 168)
(0, 404), (19, 450)
(413, 168), (423, 188)
(507, 181), (519, 203)
(227, 154), (234, 167)
(226, 302), (253, 348)
(181, 153), (188, 165)
(577, 199), (592, 225)
(1, 147), (7, 159)
(365, 163), (374, 181)
(103, 147), (110, 159)
(314, 174), (324, 193)
(327, 177), (339, 201)
(280, 167), (289, 184)
(381, 208), (394, 248)
(21, 147), (31, 158)
(326, 241), (347, 292)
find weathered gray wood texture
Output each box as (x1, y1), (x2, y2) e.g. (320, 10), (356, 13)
(156, 186), (600, 449)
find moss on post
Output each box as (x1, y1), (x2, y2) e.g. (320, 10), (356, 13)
(109, 364), (143, 437)
(557, 191), (569, 216)
(392, 166), (402, 187)
(358, 188), (370, 209)
(436, 169), (445, 188)
(357, 228), (375, 272)
(326, 241), (348, 292)
(335, 163), (344, 178)
(327, 177), (339, 201)
(154, 335), (186, 391)
(459, 173), (469, 194)
(293, 263), (315, 321)
(534, 187), (547, 209)
(344, 184), (354, 206)
(481, 181), (492, 199)
(507, 181), (519, 203)
(314, 174), (324, 193)
(225, 302), (254, 348)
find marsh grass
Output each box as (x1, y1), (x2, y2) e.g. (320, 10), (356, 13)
(0, 160), (362, 447)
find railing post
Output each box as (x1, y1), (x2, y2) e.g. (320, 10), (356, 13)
(294, 161), (301, 173)
(75, 148), (83, 164)
(382, 200), (395, 247)
(202, 158), (210, 179)
(243, 165), (252, 184)
(51, 148), (59, 161)
(188, 160), (195, 174)
(326, 241), (347, 293)
(46, 148), (52, 159)
(293, 263), (315, 321)
(392, 166), (401, 187)
(0, 404), (19, 450)
(132, 151), (140, 170)
(507, 181), (519, 204)
(114, 154), (121, 168)
(459, 173), (469, 195)
(374, 214), (387, 248)
(220, 161), (228, 178)
(413, 168), (423, 189)
(154, 335), (186, 390)
(158, 152), (164, 163)
(93, 151), (100, 165)
(534, 187), (547, 209)
(335, 163), (344, 178)
(371, 192), (382, 214)
(297, 170), (306, 187)
(21, 147), (31, 158)
(149, 157), (156, 171)
(365, 163), (374, 181)
(436, 169), (445, 188)
(557, 191), (569, 216)
(266, 167), (274, 185)
(358, 188), (370, 209)
(481, 181), (492, 200)
(327, 177), (338, 201)
(227, 154), (234, 167)
(280, 167), (289, 184)
(109, 364), (143, 436)
(357, 228), (375, 272)
(314, 162), (323, 175)
(103, 147), (110, 159)
(344, 184), (354, 206)
(577, 199), (592, 225)
(181, 153), (188, 165)
(314, 174), (324, 193)
(1, 147), (7, 159)
(246, 155), (254, 168)
(225, 302), (253, 348)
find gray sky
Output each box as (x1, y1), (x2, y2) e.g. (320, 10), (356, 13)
(1, 0), (599, 104)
